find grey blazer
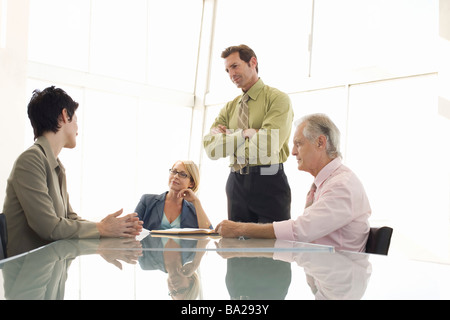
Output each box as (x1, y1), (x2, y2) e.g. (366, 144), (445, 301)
(3, 136), (99, 257)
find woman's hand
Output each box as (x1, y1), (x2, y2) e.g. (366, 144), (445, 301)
(177, 189), (212, 229)
(177, 188), (198, 203)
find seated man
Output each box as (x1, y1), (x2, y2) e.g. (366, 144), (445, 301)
(216, 113), (371, 252)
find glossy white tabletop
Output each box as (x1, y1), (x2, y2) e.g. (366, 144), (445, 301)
(1, 234), (449, 301)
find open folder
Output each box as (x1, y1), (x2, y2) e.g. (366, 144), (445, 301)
(150, 228), (219, 236)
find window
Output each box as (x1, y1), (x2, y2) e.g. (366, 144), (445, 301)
(208, 0), (313, 102)
(311, 0), (438, 79)
(27, 0), (201, 220)
(28, 0), (91, 71)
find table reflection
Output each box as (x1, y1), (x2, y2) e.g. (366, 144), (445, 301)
(226, 258), (291, 300)
(276, 250), (371, 299)
(1, 238), (142, 300)
(0, 235), (373, 300)
(215, 238), (371, 300)
(139, 236), (209, 300)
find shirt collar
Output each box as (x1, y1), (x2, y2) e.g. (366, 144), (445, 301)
(35, 136), (60, 170)
(240, 78), (264, 102)
(314, 157), (342, 189)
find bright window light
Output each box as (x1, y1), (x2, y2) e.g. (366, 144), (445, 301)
(0, 0), (7, 49)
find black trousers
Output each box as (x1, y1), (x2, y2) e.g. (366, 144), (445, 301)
(225, 257), (292, 299)
(225, 164), (291, 223)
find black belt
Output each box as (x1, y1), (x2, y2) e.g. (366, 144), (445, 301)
(231, 163), (283, 175)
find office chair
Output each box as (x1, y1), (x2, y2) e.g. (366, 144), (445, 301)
(365, 226), (393, 255)
(0, 213), (7, 260)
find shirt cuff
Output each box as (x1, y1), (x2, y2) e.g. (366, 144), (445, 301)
(272, 239), (295, 262)
(273, 219), (296, 241)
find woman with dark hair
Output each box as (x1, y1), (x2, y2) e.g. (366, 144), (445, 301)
(2, 86), (143, 257)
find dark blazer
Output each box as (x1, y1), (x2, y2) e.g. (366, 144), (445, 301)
(134, 192), (200, 230)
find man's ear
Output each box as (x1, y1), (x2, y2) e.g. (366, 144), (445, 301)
(250, 56), (258, 69)
(317, 135), (327, 149)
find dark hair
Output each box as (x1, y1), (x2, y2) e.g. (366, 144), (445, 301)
(27, 86), (78, 139)
(221, 44), (258, 73)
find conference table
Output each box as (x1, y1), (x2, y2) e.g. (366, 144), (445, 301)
(1, 232), (449, 304)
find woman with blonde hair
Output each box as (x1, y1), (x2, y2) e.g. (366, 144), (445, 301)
(135, 160), (212, 230)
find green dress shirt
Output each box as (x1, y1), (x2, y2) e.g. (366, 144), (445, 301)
(203, 78), (294, 167)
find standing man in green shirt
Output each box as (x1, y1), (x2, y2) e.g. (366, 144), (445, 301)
(203, 45), (293, 223)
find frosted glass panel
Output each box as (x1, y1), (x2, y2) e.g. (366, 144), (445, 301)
(147, 0), (202, 92)
(346, 75), (450, 255)
(90, 0), (148, 82)
(311, 0), (438, 78)
(135, 100), (192, 199)
(346, 76), (445, 219)
(28, 0), (90, 71)
(81, 90), (139, 219)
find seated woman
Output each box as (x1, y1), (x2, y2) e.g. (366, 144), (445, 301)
(135, 160), (212, 230)
(3, 86), (142, 257)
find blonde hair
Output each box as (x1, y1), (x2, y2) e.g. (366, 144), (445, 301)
(172, 160), (200, 193)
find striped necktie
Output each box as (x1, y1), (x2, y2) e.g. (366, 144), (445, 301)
(305, 183), (317, 208)
(233, 93), (249, 171)
(238, 93), (249, 131)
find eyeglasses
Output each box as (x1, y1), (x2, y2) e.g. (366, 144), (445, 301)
(168, 277), (194, 297)
(169, 169), (190, 179)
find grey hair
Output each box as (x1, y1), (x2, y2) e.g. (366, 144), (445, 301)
(295, 113), (342, 159)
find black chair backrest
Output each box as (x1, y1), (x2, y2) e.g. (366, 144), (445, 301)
(366, 226), (393, 255)
(0, 213), (7, 260)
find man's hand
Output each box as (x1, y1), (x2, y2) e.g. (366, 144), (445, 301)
(211, 124), (231, 135)
(215, 220), (245, 238)
(211, 125), (259, 139)
(215, 219), (276, 239)
(242, 128), (258, 139)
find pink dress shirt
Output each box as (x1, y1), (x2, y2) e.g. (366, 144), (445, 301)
(273, 158), (371, 252)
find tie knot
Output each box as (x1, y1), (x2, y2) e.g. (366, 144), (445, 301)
(310, 183), (317, 192)
(241, 93), (249, 103)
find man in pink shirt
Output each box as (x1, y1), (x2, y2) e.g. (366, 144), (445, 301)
(215, 113), (371, 252)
